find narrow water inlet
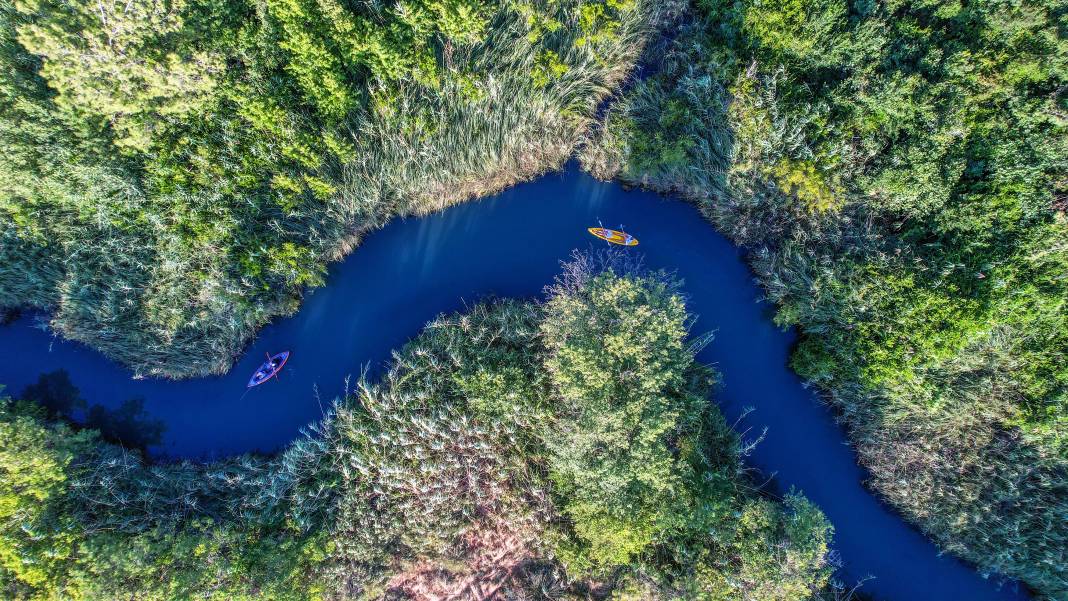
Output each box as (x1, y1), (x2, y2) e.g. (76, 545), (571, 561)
(0, 166), (1030, 601)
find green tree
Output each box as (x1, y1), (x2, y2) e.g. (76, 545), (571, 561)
(541, 269), (709, 569)
(15, 0), (225, 152)
(0, 400), (93, 596)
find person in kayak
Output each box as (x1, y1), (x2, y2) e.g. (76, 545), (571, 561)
(248, 351), (291, 388)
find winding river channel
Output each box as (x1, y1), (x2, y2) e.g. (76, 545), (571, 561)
(0, 166), (1029, 600)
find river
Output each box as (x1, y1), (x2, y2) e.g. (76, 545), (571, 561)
(0, 166), (1028, 600)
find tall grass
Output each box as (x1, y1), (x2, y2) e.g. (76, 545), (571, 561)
(7, 264), (839, 599)
(578, 2), (1068, 597)
(0, 0), (669, 379)
(835, 331), (1068, 594)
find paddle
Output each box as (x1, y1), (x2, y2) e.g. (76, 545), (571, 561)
(266, 352), (281, 383)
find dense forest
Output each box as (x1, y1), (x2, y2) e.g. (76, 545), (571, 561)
(1, 261), (836, 600)
(581, 0), (1067, 597)
(0, 0), (660, 377)
(2, 0), (1066, 598)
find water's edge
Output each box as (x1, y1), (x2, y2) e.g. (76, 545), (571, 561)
(1, 167), (1029, 601)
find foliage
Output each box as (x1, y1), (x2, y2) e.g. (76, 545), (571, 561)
(14, 0), (226, 151)
(581, 0), (1068, 596)
(0, 266), (833, 599)
(0, 401), (94, 596)
(538, 262), (832, 598)
(0, 394), (327, 600)
(541, 269), (704, 568)
(0, 0), (660, 378)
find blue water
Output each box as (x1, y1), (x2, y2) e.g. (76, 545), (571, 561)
(0, 167), (1028, 600)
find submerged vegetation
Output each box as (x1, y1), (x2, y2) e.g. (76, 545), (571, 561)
(1, 262), (835, 600)
(0, 0), (663, 378)
(581, 0), (1067, 597)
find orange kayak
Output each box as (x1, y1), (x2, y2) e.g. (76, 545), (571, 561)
(588, 227), (638, 246)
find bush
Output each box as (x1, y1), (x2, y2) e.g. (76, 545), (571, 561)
(581, 0), (1068, 595)
(1, 263), (833, 599)
(0, 0), (661, 378)
(541, 268), (705, 569)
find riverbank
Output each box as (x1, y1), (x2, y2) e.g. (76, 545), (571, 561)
(0, 168), (1031, 600)
(0, 0), (669, 379)
(2, 0), (1061, 597)
(2, 260), (841, 600)
(578, 1), (1067, 597)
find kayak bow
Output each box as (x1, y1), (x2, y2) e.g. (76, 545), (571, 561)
(248, 351), (290, 388)
(588, 227), (638, 246)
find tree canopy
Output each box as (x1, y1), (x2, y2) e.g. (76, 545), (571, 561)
(581, 0), (1068, 595)
(0, 265), (833, 600)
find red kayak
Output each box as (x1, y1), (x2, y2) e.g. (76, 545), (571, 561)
(248, 351), (290, 387)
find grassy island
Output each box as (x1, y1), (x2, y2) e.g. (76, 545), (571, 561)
(1, 261), (835, 600)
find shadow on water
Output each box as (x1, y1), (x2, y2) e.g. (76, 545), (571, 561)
(0, 166), (1031, 601)
(0, 307), (19, 326)
(20, 368), (83, 419)
(20, 369), (165, 452)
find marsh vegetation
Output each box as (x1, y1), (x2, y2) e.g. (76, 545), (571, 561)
(580, 0), (1068, 597)
(0, 0), (664, 377)
(1, 261), (836, 600)
(2, 0), (1064, 597)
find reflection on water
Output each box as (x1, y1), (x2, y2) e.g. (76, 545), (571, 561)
(0, 307), (19, 326)
(20, 369), (165, 452)
(84, 397), (165, 451)
(21, 369), (84, 418)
